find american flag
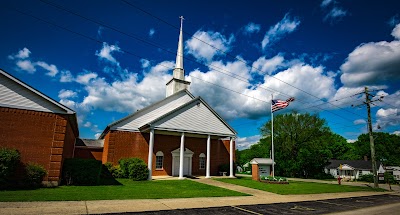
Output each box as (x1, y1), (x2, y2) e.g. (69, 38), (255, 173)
(272, 97), (295, 112)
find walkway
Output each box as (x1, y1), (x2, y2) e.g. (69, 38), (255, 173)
(0, 177), (396, 215)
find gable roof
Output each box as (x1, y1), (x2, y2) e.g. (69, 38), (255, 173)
(250, 158), (274, 165)
(140, 97), (236, 136)
(0, 69), (75, 114)
(99, 90), (236, 138)
(325, 159), (382, 170)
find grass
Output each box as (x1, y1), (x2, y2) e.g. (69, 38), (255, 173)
(0, 179), (248, 202)
(215, 177), (386, 195)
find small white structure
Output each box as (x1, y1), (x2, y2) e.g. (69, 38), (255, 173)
(385, 166), (400, 181)
(324, 159), (384, 181)
(250, 158), (274, 180)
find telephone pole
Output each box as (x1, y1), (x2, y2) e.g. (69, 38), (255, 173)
(365, 87), (378, 188)
(352, 86), (383, 189)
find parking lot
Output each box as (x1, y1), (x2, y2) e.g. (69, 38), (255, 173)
(107, 194), (400, 215)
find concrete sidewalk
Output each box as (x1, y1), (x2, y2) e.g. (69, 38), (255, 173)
(0, 177), (393, 215)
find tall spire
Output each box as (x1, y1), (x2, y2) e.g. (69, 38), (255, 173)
(165, 16), (191, 97)
(175, 16), (184, 70)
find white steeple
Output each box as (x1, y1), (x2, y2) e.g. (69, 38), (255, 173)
(166, 16), (191, 97)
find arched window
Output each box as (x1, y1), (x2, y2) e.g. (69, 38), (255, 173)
(156, 151), (164, 170)
(199, 153), (205, 169)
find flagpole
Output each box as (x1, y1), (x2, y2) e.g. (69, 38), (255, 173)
(271, 94), (274, 178)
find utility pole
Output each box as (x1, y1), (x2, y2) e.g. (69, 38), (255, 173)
(365, 87), (378, 188)
(352, 87), (383, 189)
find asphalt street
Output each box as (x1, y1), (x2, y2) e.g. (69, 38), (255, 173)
(104, 194), (400, 215)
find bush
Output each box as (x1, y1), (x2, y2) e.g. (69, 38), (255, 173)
(118, 158), (148, 181)
(359, 174), (374, 183)
(25, 163), (47, 187)
(384, 172), (396, 184)
(62, 158), (102, 185)
(104, 162), (124, 178)
(0, 148), (21, 183)
(218, 163), (236, 176)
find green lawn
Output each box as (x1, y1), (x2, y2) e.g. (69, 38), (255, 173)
(215, 177), (385, 195)
(0, 179), (248, 202)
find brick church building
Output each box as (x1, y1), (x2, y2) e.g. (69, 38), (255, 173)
(98, 17), (237, 179)
(0, 69), (78, 186)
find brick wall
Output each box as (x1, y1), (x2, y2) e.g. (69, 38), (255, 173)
(102, 130), (235, 176)
(74, 147), (103, 160)
(0, 107), (77, 184)
(252, 164), (259, 181)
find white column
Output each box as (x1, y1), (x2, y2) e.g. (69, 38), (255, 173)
(206, 135), (211, 178)
(229, 137), (235, 177)
(179, 132), (185, 179)
(147, 128), (154, 180)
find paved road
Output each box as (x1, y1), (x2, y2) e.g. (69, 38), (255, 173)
(105, 194), (400, 215)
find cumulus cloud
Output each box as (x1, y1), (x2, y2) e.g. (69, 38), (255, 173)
(251, 54), (285, 75)
(236, 135), (261, 150)
(16, 60), (36, 73)
(320, 0), (334, 8)
(186, 30), (234, 62)
(392, 23), (400, 40)
(60, 70), (74, 82)
(261, 13), (300, 49)
(36, 61), (58, 77)
(9, 47), (31, 59)
(96, 42), (121, 64)
(76, 72), (98, 85)
(58, 89), (77, 99)
(353, 119), (366, 125)
(243, 22), (261, 35)
(340, 39), (400, 87)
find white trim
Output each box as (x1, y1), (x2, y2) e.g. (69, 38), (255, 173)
(171, 147), (193, 177)
(147, 129), (154, 180)
(229, 137), (234, 177)
(206, 135), (211, 178)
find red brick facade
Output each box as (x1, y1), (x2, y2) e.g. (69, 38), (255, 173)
(0, 107), (78, 185)
(74, 147), (103, 160)
(102, 130), (235, 176)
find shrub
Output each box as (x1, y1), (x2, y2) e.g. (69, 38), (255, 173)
(384, 172), (396, 184)
(359, 174), (374, 183)
(104, 162), (124, 178)
(62, 158), (102, 185)
(25, 163), (47, 187)
(313, 172), (335, 180)
(118, 158), (148, 181)
(0, 148), (21, 183)
(218, 163), (236, 176)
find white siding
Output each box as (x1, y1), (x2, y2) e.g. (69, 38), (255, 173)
(0, 72), (66, 113)
(152, 100), (235, 136)
(112, 92), (193, 131)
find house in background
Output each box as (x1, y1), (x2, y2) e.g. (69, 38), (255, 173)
(0, 69), (78, 186)
(97, 18), (236, 179)
(385, 166), (400, 181)
(324, 159), (384, 181)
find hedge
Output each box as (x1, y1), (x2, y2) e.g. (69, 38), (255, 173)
(63, 158), (102, 185)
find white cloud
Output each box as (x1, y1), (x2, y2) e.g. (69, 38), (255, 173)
(347, 139), (356, 143)
(243, 22), (261, 35)
(140, 59), (150, 68)
(353, 119), (366, 125)
(261, 13), (300, 49)
(149, 28), (155, 37)
(58, 89), (77, 99)
(251, 55), (284, 75)
(8, 47), (31, 59)
(320, 0), (334, 8)
(96, 42), (121, 64)
(392, 23), (400, 40)
(340, 40), (400, 87)
(16, 60), (36, 73)
(393, 131), (400, 136)
(388, 15), (399, 27)
(94, 133), (101, 139)
(83, 121), (92, 128)
(36, 61), (58, 77)
(323, 7), (347, 23)
(186, 30), (234, 62)
(236, 135), (261, 150)
(76, 72), (98, 85)
(60, 70), (74, 82)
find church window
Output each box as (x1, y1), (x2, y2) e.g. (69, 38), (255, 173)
(156, 151), (164, 170)
(199, 153), (205, 169)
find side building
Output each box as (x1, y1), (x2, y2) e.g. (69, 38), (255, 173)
(0, 69), (78, 186)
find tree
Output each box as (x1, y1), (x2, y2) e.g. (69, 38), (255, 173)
(353, 132), (400, 166)
(260, 112), (332, 178)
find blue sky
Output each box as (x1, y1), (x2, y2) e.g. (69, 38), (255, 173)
(1, 0), (400, 149)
